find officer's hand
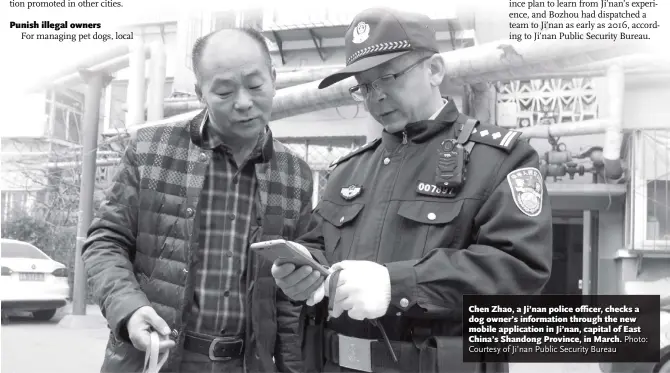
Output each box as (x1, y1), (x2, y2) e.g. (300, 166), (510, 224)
(329, 260), (391, 320)
(126, 306), (175, 352)
(271, 242), (325, 302)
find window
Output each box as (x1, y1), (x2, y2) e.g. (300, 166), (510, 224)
(45, 89), (84, 144)
(1, 192), (11, 223)
(630, 129), (670, 250)
(0, 240), (51, 260)
(647, 180), (670, 241)
(0, 191), (31, 223)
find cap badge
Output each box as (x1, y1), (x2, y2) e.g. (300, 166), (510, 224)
(352, 22), (370, 44)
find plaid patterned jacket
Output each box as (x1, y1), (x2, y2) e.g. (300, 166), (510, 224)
(82, 109), (313, 373)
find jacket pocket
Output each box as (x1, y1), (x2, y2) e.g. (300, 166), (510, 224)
(396, 200), (463, 258)
(315, 200), (365, 261)
(251, 277), (278, 346)
(101, 339), (146, 373)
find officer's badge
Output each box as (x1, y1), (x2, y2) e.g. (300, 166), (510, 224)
(352, 22), (370, 44)
(340, 185), (362, 200)
(506, 167), (544, 217)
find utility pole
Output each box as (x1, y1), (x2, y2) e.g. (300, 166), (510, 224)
(71, 69), (112, 315)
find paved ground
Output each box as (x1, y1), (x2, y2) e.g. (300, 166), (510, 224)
(1, 304), (601, 373)
(1, 305), (108, 373)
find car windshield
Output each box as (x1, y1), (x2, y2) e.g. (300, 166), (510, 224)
(0, 241), (50, 260)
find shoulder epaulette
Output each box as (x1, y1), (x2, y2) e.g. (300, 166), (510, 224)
(329, 138), (381, 168)
(464, 124), (521, 153)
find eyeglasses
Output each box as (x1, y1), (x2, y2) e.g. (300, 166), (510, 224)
(348, 56), (432, 102)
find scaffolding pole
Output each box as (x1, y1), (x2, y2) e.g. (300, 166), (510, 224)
(72, 70), (112, 316)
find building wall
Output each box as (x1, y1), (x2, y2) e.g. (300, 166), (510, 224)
(612, 77), (670, 296)
(597, 205), (626, 295)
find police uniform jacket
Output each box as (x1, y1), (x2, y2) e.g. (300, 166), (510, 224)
(298, 100), (553, 351)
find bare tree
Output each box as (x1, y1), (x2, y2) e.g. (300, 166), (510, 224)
(1, 137), (126, 300)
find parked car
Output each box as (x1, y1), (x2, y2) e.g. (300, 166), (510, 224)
(1, 238), (70, 321)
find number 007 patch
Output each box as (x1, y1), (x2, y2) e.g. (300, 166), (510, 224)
(506, 167), (544, 217)
(416, 181), (457, 198)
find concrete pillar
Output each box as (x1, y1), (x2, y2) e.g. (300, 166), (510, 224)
(125, 35), (147, 127)
(72, 70), (112, 316)
(147, 41), (167, 121)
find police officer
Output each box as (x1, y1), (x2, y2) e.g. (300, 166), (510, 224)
(271, 7), (553, 373)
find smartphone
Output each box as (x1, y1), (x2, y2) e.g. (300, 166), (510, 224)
(250, 239), (330, 276)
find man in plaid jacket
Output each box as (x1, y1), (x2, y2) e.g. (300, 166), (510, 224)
(82, 28), (313, 373)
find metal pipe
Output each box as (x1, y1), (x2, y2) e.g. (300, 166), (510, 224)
(275, 68), (344, 89)
(147, 42), (167, 121)
(60, 117), (632, 169)
(499, 68), (669, 82)
(443, 38), (646, 85)
(1, 151), (119, 158)
(516, 119), (612, 139)
(46, 158), (122, 169)
(134, 67), (346, 112)
(126, 35), (147, 127)
(161, 100), (204, 113)
(25, 44), (130, 93)
(72, 71), (111, 315)
(7, 158), (121, 170)
(602, 65), (626, 180)
(275, 64), (345, 73)
(492, 54), (670, 83)
(157, 53), (664, 113)
(105, 38), (655, 140)
(49, 47), (152, 89)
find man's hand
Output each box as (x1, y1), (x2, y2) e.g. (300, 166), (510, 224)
(126, 306), (176, 352)
(306, 278), (328, 306)
(271, 242), (325, 302)
(329, 260), (391, 320)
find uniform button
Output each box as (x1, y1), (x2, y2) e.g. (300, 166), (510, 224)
(199, 153), (208, 162)
(339, 217), (344, 223)
(170, 329), (179, 339)
(427, 212), (436, 221)
(396, 312), (402, 317)
(186, 207), (194, 217)
(383, 157), (390, 165)
(400, 298), (409, 308)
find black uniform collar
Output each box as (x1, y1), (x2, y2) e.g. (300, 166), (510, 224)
(381, 98), (460, 150)
(189, 108), (274, 163)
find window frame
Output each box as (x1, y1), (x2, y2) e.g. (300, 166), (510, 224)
(629, 130), (670, 251)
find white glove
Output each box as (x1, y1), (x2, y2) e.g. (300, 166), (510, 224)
(329, 260), (391, 321)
